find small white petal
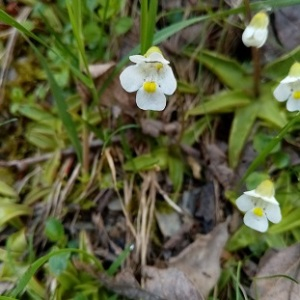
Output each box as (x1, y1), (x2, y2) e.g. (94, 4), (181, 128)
(129, 55), (147, 64)
(265, 204), (282, 224)
(273, 83), (291, 102)
(136, 88), (166, 111)
(242, 26), (255, 47)
(244, 190), (278, 205)
(253, 28), (268, 48)
(147, 52), (170, 64)
(119, 65), (144, 92)
(157, 65), (177, 95)
(286, 95), (300, 112)
(236, 194), (254, 212)
(244, 210), (268, 232)
(281, 76), (299, 84)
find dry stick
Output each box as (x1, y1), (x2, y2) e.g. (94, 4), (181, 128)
(0, 139), (113, 170)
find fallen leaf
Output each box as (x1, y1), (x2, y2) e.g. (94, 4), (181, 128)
(170, 221), (228, 297)
(88, 62), (115, 78)
(250, 244), (300, 300)
(144, 221), (229, 299)
(155, 210), (181, 238)
(144, 266), (204, 300)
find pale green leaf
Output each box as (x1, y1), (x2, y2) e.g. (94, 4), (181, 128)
(124, 149), (168, 172)
(229, 103), (258, 168)
(269, 207), (300, 234)
(187, 50), (252, 90)
(187, 90), (251, 116)
(0, 181), (18, 199)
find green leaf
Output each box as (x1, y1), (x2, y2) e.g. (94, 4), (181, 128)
(124, 148), (168, 172)
(226, 225), (260, 251)
(0, 203), (31, 228)
(168, 155), (184, 192)
(269, 207), (300, 234)
(186, 50), (252, 90)
(182, 117), (210, 145)
(29, 41), (82, 162)
(229, 103), (258, 168)
(113, 16), (133, 36)
(49, 252), (70, 276)
(9, 248), (103, 297)
(44, 218), (65, 242)
(0, 181), (18, 199)
(15, 105), (59, 128)
(253, 133), (281, 154)
(187, 90), (251, 116)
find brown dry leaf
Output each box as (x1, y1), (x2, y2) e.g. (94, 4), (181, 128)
(144, 266), (204, 300)
(250, 244), (300, 300)
(88, 62), (115, 78)
(144, 221), (229, 299)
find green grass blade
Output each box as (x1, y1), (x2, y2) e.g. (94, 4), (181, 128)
(29, 41), (83, 162)
(106, 244), (134, 276)
(9, 248), (103, 298)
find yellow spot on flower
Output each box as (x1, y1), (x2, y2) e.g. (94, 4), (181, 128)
(253, 207), (264, 217)
(144, 46), (162, 57)
(255, 179), (274, 198)
(250, 11), (269, 28)
(293, 90), (300, 99)
(155, 63), (163, 71)
(143, 81), (157, 93)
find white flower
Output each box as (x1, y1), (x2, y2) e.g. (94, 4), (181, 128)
(273, 62), (300, 112)
(119, 46), (177, 111)
(236, 180), (281, 232)
(242, 11), (269, 48)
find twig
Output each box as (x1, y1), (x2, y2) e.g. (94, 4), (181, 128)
(0, 139), (106, 170)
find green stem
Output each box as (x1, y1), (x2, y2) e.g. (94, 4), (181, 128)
(141, 0), (149, 54)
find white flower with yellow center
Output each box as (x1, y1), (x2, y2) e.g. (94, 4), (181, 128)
(236, 180), (281, 232)
(119, 46), (177, 111)
(273, 62), (300, 112)
(242, 11), (269, 48)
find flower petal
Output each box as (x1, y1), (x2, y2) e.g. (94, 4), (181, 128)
(281, 76), (299, 84)
(119, 65), (144, 92)
(244, 190), (278, 205)
(147, 52), (169, 64)
(129, 55), (147, 64)
(236, 194), (254, 212)
(136, 88), (166, 111)
(253, 28), (268, 48)
(273, 83), (291, 102)
(286, 95), (300, 112)
(265, 204), (282, 224)
(244, 210), (268, 232)
(242, 26), (255, 47)
(157, 65), (177, 95)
